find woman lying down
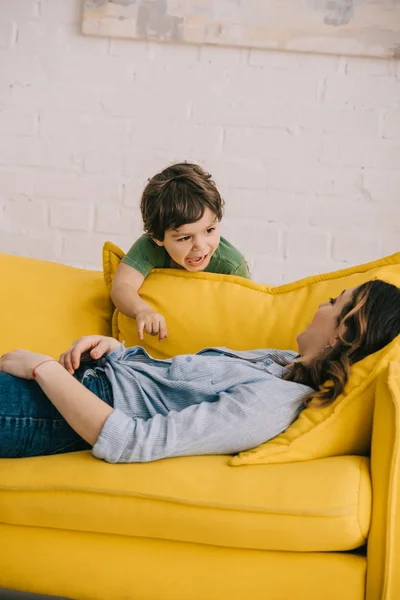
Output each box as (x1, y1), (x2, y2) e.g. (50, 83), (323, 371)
(0, 280), (399, 463)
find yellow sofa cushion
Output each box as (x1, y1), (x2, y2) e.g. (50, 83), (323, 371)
(0, 253), (113, 358)
(103, 243), (400, 465)
(0, 452), (370, 552)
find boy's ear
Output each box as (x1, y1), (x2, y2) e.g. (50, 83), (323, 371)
(152, 237), (164, 247)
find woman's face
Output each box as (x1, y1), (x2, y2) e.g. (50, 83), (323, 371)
(297, 287), (357, 364)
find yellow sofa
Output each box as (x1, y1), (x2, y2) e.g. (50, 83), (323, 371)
(0, 251), (400, 600)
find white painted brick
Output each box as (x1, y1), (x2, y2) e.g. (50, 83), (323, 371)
(0, 21), (17, 48)
(320, 138), (400, 170)
(39, 0), (82, 25)
(49, 201), (94, 232)
(0, 82), (12, 105)
(363, 141), (400, 170)
(285, 228), (331, 260)
(83, 147), (125, 176)
(249, 256), (286, 285)
(201, 45), (247, 67)
(210, 159), (269, 189)
(101, 88), (191, 120)
(122, 177), (146, 208)
(61, 231), (111, 265)
(106, 234), (137, 255)
(0, 136), (78, 170)
(298, 108), (379, 137)
(61, 231), (133, 266)
(249, 49), (340, 75)
(16, 20), (62, 53)
(153, 41), (201, 66)
(39, 110), (131, 149)
(17, 21), (107, 58)
(0, 53), (44, 86)
(5, 0), (39, 20)
(131, 121), (223, 159)
(34, 173), (121, 203)
(226, 68), (320, 107)
(109, 38), (152, 59)
(223, 127), (321, 162)
(265, 162), (362, 195)
(332, 234), (382, 264)
(382, 234), (400, 256)
(324, 76), (400, 108)
(61, 25), (109, 55)
(222, 219), (282, 258)
(95, 207), (141, 236)
(249, 49), (299, 70)
(195, 104), (378, 137)
(280, 260), (346, 284)
(11, 83), (103, 113)
(345, 56), (397, 77)
(2, 196), (48, 232)
(363, 170), (400, 203)
(0, 231), (61, 260)
(123, 149), (179, 183)
(0, 108), (37, 135)
(309, 196), (371, 229)
(0, 135), (36, 166)
(0, 169), (33, 195)
(39, 53), (133, 87)
(0, 0), (398, 280)
(226, 188), (310, 224)
(382, 109), (400, 140)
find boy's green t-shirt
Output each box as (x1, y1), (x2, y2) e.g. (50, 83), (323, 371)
(122, 235), (250, 279)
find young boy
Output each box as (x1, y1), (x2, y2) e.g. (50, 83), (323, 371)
(111, 162), (250, 342)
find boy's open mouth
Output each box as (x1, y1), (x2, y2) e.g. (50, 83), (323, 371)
(186, 253), (209, 267)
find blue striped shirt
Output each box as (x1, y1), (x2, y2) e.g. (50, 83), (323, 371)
(92, 345), (314, 463)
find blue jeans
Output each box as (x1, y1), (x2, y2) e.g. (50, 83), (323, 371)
(0, 363), (113, 458)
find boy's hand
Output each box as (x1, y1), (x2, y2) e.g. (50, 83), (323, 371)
(135, 310), (168, 342)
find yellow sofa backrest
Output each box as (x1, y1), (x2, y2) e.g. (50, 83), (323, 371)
(0, 253), (112, 358)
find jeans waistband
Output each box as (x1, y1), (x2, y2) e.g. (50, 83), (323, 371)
(95, 368), (114, 408)
(74, 362), (114, 408)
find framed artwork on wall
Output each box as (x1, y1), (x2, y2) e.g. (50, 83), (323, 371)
(82, 0), (400, 59)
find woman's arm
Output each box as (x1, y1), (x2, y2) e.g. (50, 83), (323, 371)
(93, 378), (306, 463)
(35, 360), (113, 445)
(59, 334), (121, 374)
(0, 336), (121, 444)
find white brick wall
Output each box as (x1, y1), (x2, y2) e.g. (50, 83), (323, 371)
(0, 0), (399, 282)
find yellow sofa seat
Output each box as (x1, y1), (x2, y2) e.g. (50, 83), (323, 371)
(0, 252), (399, 600)
(0, 453), (370, 553)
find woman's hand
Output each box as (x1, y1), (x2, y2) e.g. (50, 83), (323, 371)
(59, 335), (121, 374)
(0, 349), (53, 380)
(135, 310), (168, 342)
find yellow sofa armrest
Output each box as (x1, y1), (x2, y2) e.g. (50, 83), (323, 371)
(367, 362), (400, 600)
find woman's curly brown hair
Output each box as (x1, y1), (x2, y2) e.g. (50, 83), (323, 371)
(286, 279), (400, 406)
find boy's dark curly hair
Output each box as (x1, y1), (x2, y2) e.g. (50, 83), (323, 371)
(140, 163), (224, 241)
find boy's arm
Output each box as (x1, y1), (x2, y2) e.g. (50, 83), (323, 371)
(111, 263), (167, 341)
(234, 261), (251, 279)
(111, 262), (149, 318)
